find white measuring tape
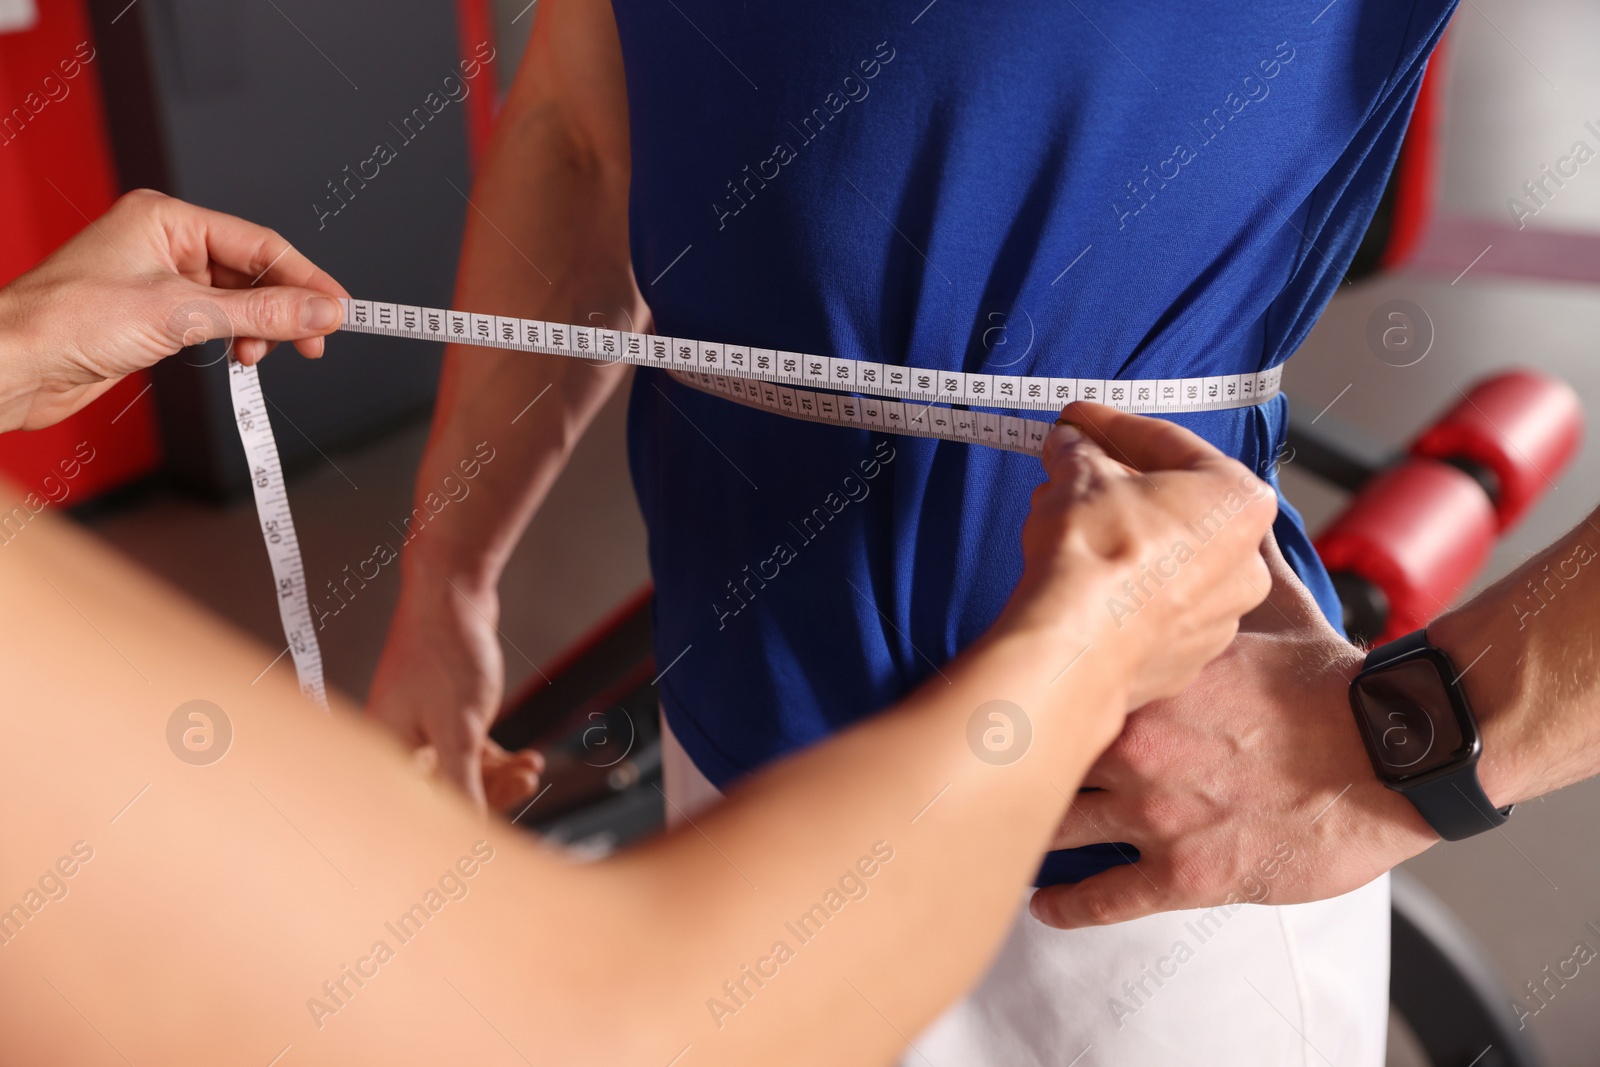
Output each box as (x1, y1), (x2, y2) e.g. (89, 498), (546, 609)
(229, 358), (329, 712)
(338, 298), (1282, 434)
(237, 297), (1282, 704)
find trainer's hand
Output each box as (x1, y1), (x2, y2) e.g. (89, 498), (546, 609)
(1031, 535), (1436, 930)
(0, 188), (348, 433)
(998, 401), (1279, 715)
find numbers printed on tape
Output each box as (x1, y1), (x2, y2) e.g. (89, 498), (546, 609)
(337, 298), (1283, 458)
(685, 369), (1055, 455)
(238, 299), (1283, 704)
(228, 358), (328, 712)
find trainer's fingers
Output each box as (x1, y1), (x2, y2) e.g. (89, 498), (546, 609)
(486, 763), (543, 814)
(1042, 419), (1093, 469)
(207, 263), (257, 291)
(1237, 547), (1274, 616)
(1029, 862), (1168, 930)
(1060, 401), (1233, 476)
(178, 201), (349, 298)
(1045, 791), (1134, 850)
(234, 339), (287, 366)
(412, 745), (439, 777)
(232, 338), (268, 366)
(1039, 421), (1130, 499)
(1238, 530), (1320, 633)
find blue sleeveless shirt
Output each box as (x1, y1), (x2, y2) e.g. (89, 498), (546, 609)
(610, 0), (1456, 881)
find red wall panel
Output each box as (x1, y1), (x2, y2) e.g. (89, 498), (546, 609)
(0, 0), (161, 503)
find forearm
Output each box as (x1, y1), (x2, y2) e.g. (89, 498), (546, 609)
(0, 490), (614, 1064)
(607, 621), (1123, 1063)
(0, 479), (1124, 1066)
(1430, 507), (1600, 806)
(404, 0), (641, 594)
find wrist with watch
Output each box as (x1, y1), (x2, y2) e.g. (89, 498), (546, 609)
(1347, 629), (1513, 841)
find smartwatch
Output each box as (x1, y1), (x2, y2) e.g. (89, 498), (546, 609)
(1347, 629), (1512, 841)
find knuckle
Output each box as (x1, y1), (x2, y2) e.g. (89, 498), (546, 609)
(117, 187), (165, 209)
(259, 231), (289, 262)
(1210, 620), (1242, 659)
(253, 232), (291, 275)
(241, 288), (291, 333)
(1079, 890), (1125, 926)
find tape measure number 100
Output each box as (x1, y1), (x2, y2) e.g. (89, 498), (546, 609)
(236, 298), (1283, 707)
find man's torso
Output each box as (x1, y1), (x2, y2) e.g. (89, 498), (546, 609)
(608, 0), (1455, 882)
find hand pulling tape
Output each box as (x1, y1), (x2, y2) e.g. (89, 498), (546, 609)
(235, 297), (1283, 704)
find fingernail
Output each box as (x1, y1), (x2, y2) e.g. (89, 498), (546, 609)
(1044, 421), (1085, 457)
(301, 296), (342, 331)
(1042, 423), (1088, 469)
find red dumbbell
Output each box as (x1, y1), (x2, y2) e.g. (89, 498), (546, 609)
(1410, 370), (1582, 531)
(1316, 459), (1497, 642)
(1315, 371), (1583, 643)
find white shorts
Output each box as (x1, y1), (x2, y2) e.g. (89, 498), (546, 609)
(661, 716), (1390, 1067)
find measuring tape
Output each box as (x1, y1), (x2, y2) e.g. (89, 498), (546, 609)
(238, 297), (1282, 704)
(336, 299), (1282, 447)
(229, 357), (329, 712)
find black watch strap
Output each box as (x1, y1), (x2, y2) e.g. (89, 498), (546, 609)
(1364, 630), (1513, 842)
(1398, 770), (1512, 841)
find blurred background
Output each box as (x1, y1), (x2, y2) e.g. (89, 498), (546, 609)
(1, 0), (1596, 1063)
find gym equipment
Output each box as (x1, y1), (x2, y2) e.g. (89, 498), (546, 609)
(1391, 870), (1545, 1067)
(1297, 370), (1582, 644)
(1411, 372), (1583, 533)
(1316, 459), (1497, 645)
(1347, 35), (1447, 281)
(1349, 27), (1600, 296)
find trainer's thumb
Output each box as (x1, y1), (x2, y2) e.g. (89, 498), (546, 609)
(204, 287), (344, 343)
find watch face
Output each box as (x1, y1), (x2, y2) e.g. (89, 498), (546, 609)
(1352, 656), (1470, 779)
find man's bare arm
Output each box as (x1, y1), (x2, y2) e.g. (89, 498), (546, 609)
(368, 0), (645, 804)
(1433, 504), (1600, 808)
